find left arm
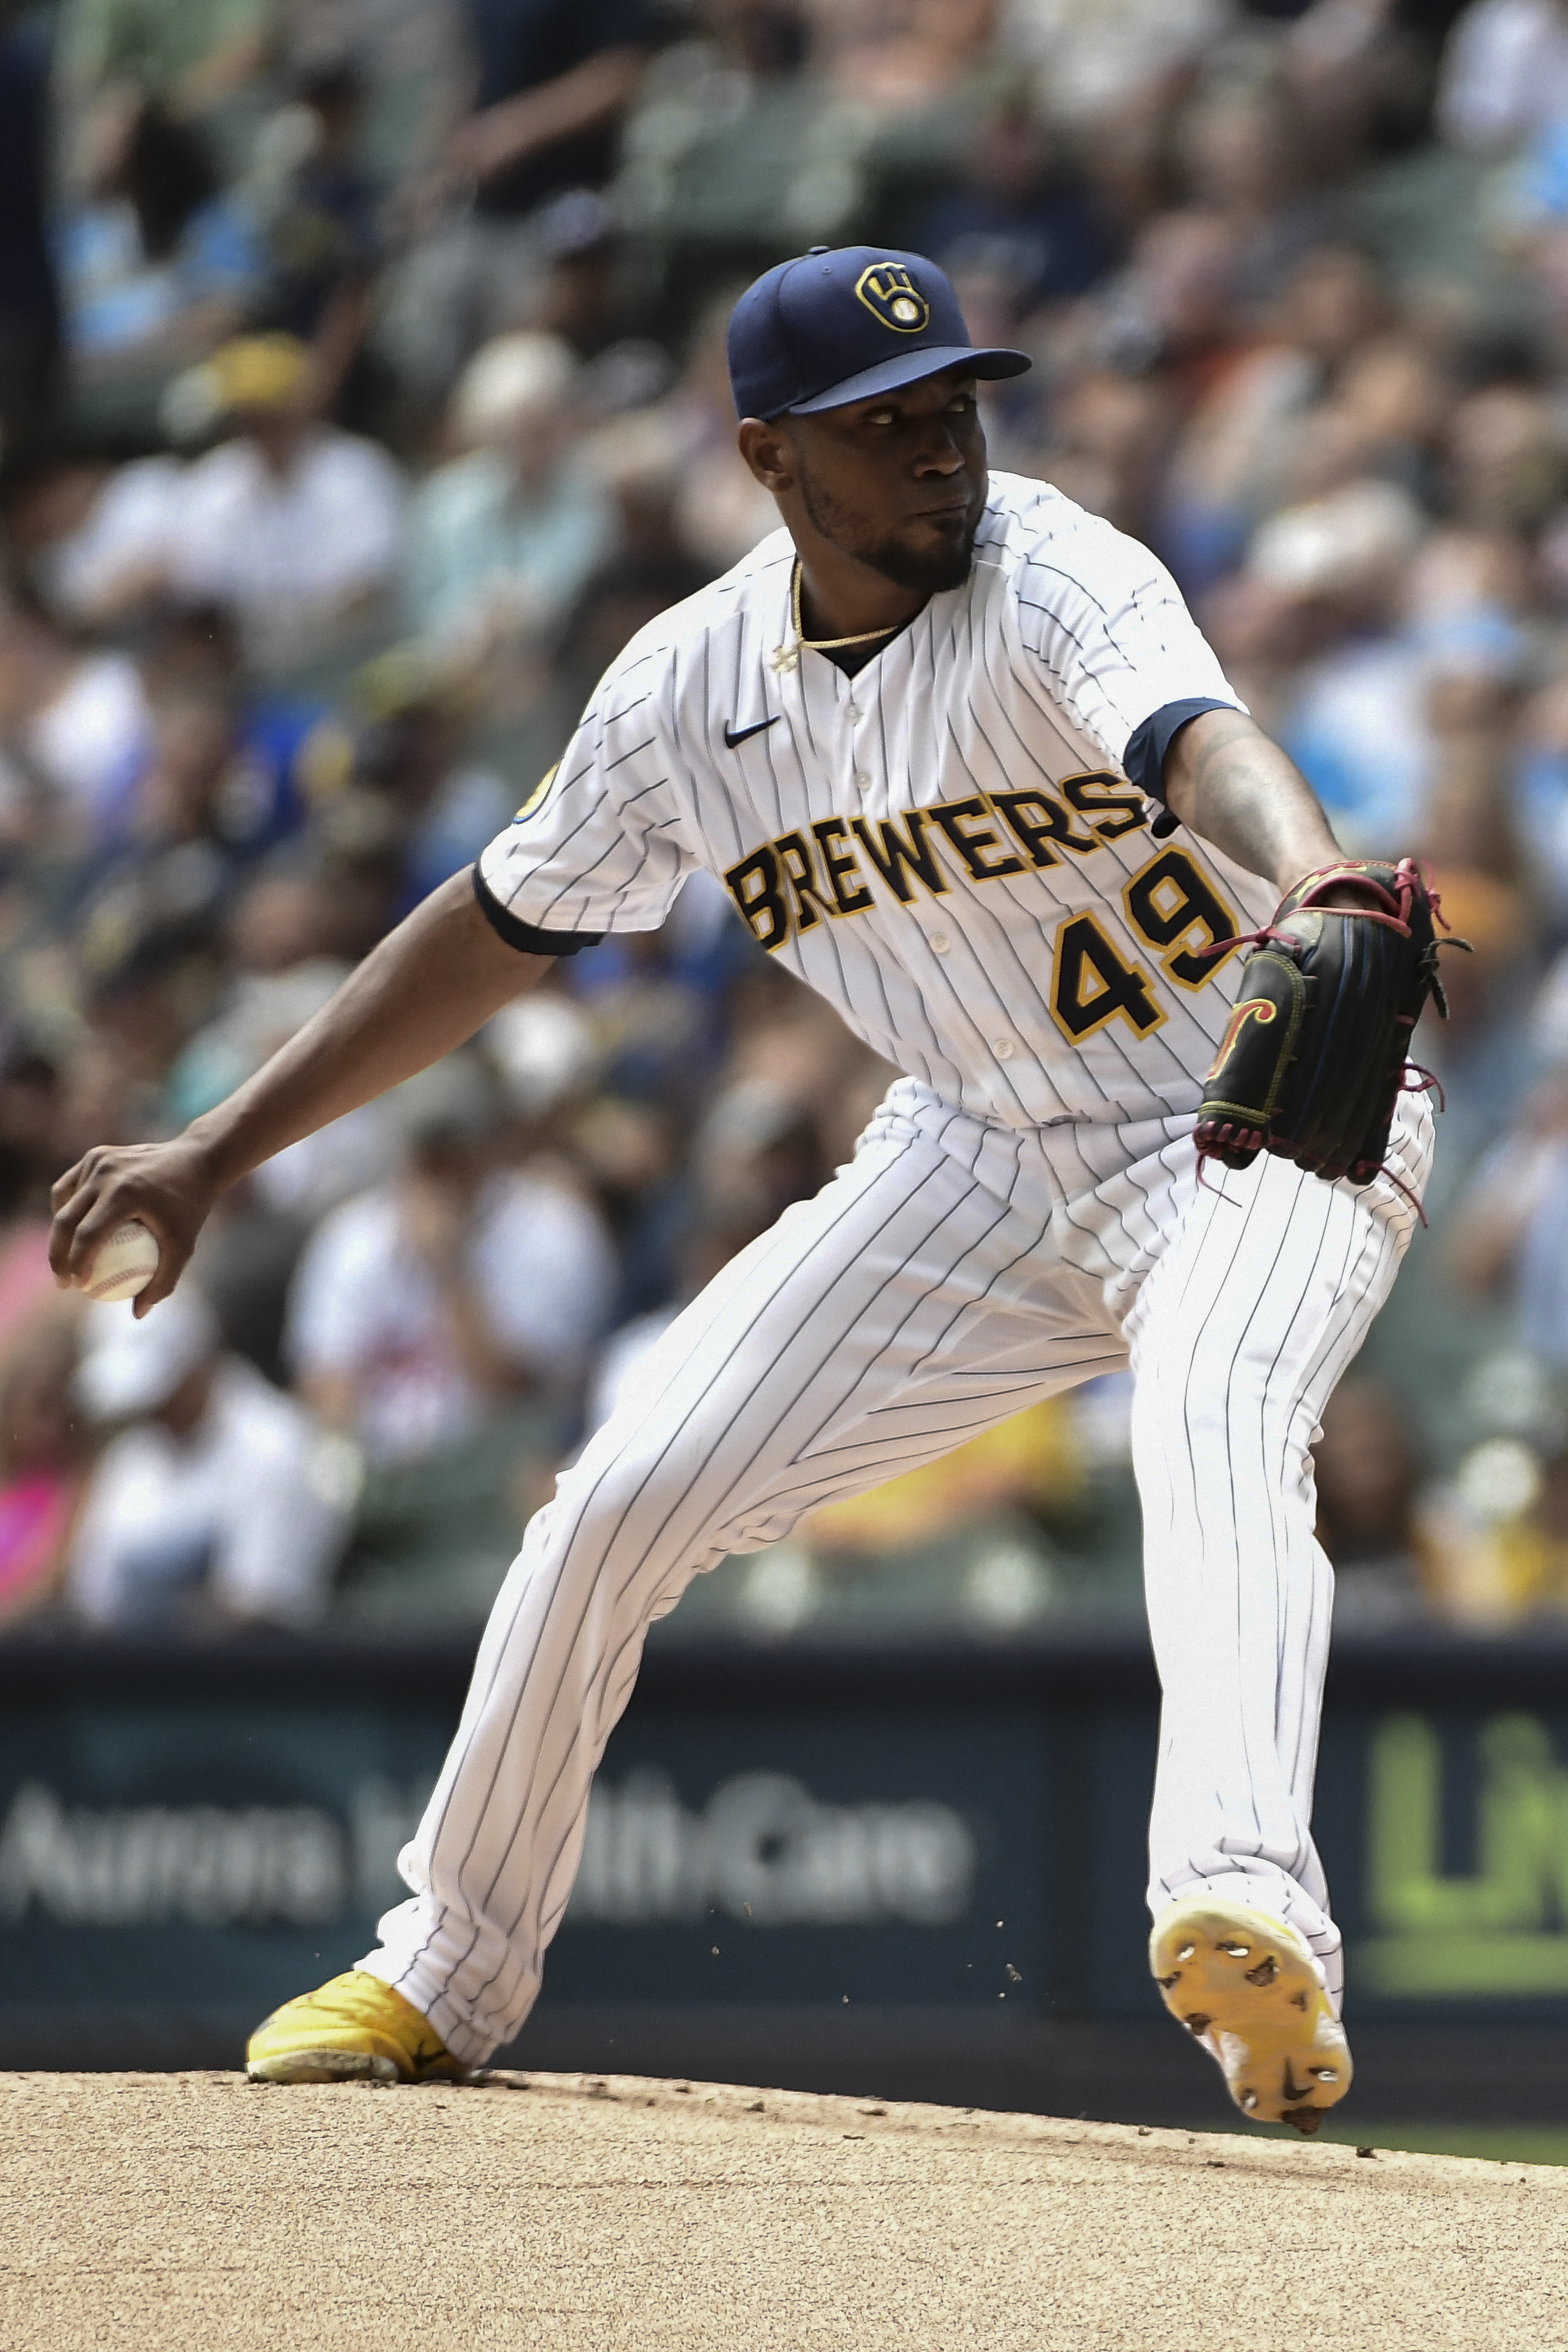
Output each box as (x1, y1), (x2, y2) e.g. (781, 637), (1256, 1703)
(1162, 707), (1346, 896)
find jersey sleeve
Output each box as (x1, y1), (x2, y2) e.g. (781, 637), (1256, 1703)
(1012, 501), (1245, 770)
(475, 657), (696, 939)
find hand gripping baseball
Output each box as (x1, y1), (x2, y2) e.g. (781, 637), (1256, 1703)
(49, 1133), (222, 1315)
(1195, 858), (1466, 1188)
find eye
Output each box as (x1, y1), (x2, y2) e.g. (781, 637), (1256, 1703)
(863, 407), (896, 426)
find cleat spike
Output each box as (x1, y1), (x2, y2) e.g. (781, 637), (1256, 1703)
(1148, 1898), (1351, 2131)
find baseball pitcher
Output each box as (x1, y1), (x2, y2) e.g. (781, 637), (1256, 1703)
(50, 248), (1451, 2132)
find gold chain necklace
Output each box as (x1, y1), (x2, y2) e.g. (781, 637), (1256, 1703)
(770, 561), (901, 673)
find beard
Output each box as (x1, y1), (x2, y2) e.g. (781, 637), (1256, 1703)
(794, 463), (981, 594)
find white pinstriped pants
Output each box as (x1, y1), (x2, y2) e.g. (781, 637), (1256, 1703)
(361, 1077), (1432, 2063)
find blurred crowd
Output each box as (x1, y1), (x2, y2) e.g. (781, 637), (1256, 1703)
(7, 0), (1568, 1641)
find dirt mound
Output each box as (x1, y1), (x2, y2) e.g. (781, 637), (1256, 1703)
(3, 2068), (1563, 2349)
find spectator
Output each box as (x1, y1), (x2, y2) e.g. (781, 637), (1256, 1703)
(609, 0), (847, 267)
(345, 657), (513, 912)
(169, 875), (352, 1119)
(1281, 574), (1527, 859)
(285, 1052), (616, 1463)
(568, 925), (721, 1112)
(1159, 244), (1394, 591)
(526, 188), (636, 365)
(0, 592), (152, 854)
(0, 1303), (86, 1626)
(1514, 671), (1568, 939)
(1436, 0), (1568, 156)
(172, 882), (399, 1375)
(245, 53), (385, 424)
(384, 0), (656, 405)
(67, 1287), (353, 1630)
(0, 1052), (71, 1227)
(1176, 82), (1342, 310)
(284, 0), (472, 196)
(449, 0), (653, 224)
(809, 0), (996, 110)
(292, 777), (409, 956)
(9, 0), (1568, 1643)
(41, 454), (192, 629)
(1024, 366), (1171, 542)
(798, 1396), (1080, 1562)
(1100, 208), (1251, 405)
(912, 93), (1116, 315)
(56, 0), (277, 171)
(552, 557), (719, 705)
(161, 332), (406, 670)
(582, 294), (777, 579)
(403, 331), (617, 658)
(1447, 1067), (1568, 1369)
(1312, 1376), (1428, 1626)
(36, 336), (405, 668)
(998, 0), (1230, 132)
(57, 96), (266, 435)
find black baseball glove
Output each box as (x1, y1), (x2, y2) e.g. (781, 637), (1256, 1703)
(1195, 858), (1461, 1187)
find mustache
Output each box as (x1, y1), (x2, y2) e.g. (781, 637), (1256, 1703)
(793, 465), (981, 594)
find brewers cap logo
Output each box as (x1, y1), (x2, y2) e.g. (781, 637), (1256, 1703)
(854, 262), (930, 335)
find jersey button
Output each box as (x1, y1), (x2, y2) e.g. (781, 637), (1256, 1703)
(994, 1038), (1016, 1059)
(930, 932), (951, 953)
(847, 703), (862, 722)
(854, 770), (872, 790)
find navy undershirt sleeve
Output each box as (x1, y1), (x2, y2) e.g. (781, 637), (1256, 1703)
(1122, 697), (1238, 838)
(470, 862), (605, 956)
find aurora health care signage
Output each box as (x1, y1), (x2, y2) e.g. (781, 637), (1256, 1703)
(9, 1633), (1568, 2073)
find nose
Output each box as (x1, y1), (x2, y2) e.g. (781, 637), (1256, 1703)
(912, 417), (966, 475)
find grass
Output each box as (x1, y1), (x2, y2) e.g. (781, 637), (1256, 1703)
(1211, 2118), (1568, 2167)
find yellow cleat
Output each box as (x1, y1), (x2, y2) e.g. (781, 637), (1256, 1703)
(1149, 1898), (1352, 2135)
(245, 1970), (464, 2085)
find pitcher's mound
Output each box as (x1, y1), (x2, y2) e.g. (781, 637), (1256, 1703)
(3, 2068), (1563, 2350)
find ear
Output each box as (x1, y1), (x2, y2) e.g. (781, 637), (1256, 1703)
(738, 415), (793, 493)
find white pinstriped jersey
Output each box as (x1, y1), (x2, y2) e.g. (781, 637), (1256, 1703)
(477, 471), (1280, 1131)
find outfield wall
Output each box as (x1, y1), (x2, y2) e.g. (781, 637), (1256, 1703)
(5, 1630), (1568, 2124)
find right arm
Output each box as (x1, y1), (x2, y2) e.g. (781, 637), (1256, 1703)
(49, 870), (549, 1312)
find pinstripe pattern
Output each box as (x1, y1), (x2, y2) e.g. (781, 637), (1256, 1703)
(349, 478), (1436, 2059)
(1128, 1092), (1433, 2014)
(476, 474), (1274, 1133)
(358, 1086), (1434, 2063)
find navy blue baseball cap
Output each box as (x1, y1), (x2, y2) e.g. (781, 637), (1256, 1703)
(727, 245), (1031, 421)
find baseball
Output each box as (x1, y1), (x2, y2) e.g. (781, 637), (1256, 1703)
(80, 1219), (161, 1305)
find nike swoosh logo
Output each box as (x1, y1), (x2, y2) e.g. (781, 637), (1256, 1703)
(724, 717), (779, 749)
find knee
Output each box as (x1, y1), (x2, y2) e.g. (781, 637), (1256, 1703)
(1135, 1323), (1280, 1433)
(1130, 1343), (1319, 1496)
(546, 1416), (732, 1587)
